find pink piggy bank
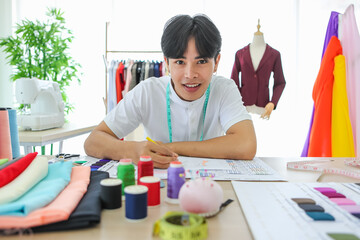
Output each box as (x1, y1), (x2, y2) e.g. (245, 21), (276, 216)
(178, 178), (223, 216)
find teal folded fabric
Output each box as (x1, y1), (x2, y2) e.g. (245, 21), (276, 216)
(0, 161), (72, 216)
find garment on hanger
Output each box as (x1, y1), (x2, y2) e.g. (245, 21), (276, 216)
(107, 59), (166, 112)
(230, 44), (286, 109)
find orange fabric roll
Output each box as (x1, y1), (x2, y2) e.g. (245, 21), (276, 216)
(308, 36), (342, 157)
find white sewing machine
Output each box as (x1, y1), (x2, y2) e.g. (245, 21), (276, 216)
(15, 78), (65, 131)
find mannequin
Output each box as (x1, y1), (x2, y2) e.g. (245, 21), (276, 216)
(249, 20), (272, 119)
(231, 19), (286, 120)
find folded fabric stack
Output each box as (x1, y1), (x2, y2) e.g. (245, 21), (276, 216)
(0, 153), (109, 235)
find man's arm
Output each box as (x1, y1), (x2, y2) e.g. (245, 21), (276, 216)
(165, 120), (256, 160)
(84, 121), (178, 168)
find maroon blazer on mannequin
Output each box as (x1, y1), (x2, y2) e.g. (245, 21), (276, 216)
(231, 44), (286, 109)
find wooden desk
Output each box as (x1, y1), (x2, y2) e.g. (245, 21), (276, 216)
(2, 157), (359, 240)
(18, 122), (96, 154)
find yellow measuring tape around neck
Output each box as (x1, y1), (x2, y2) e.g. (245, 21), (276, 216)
(153, 211), (208, 240)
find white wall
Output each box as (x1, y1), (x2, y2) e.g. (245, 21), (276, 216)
(9, 0), (360, 156)
(0, 0), (14, 108)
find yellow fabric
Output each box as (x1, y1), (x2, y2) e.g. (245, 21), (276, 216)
(332, 55), (355, 157)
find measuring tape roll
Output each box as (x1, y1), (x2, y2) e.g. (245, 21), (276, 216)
(153, 211), (207, 240)
(287, 160), (360, 179)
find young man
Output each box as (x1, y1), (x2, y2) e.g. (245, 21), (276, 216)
(84, 14), (256, 168)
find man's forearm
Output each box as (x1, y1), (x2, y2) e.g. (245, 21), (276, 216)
(84, 130), (131, 160)
(166, 134), (256, 160)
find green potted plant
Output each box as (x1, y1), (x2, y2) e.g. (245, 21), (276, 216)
(0, 7), (81, 115)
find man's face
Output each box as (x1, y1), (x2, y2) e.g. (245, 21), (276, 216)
(165, 37), (220, 101)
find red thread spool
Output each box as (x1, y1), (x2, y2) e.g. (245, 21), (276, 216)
(139, 176), (160, 206)
(137, 156), (153, 184)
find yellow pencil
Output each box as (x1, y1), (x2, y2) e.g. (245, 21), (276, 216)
(146, 137), (158, 144)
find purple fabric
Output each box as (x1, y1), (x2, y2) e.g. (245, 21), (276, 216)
(301, 11), (339, 157)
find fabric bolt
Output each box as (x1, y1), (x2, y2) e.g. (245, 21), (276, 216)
(298, 204), (325, 212)
(322, 192), (346, 198)
(0, 159), (8, 166)
(340, 205), (360, 214)
(330, 198), (356, 205)
(340, 4), (360, 157)
(327, 233), (360, 240)
(32, 171), (109, 232)
(306, 211), (335, 221)
(302, 11), (339, 157)
(291, 198), (316, 205)
(0, 161), (72, 216)
(0, 166), (90, 229)
(0, 156), (48, 204)
(7, 109), (20, 159)
(314, 187), (337, 193)
(308, 36), (342, 157)
(0, 109), (12, 161)
(230, 44), (286, 109)
(0, 152), (38, 188)
(331, 55), (355, 157)
(104, 75), (251, 143)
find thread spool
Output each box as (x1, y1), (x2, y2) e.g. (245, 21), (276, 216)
(139, 176), (160, 207)
(0, 109), (12, 161)
(124, 185), (148, 221)
(166, 161), (186, 204)
(137, 155), (153, 184)
(117, 159), (135, 196)
(100, 178), (122, 209)
(7, 109), (20, 159)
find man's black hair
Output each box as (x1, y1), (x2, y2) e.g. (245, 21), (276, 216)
(161, 14), (222, 60)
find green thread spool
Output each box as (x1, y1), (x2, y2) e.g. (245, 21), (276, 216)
(117, 159), (135, 195)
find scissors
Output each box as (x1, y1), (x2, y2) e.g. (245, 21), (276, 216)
(55, 153), (80, 159)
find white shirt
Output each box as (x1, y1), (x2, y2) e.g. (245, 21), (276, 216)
(104, 75), (251, 143)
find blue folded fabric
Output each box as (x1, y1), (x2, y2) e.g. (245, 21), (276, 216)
(0, 161), (72, 216)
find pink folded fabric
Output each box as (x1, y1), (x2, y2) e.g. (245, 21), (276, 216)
(0, 166), (90, 228)
(0, 152), (38, 187)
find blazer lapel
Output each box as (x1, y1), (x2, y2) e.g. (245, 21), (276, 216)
(244, 44), (256, 71)
(255, 44), (271, 72)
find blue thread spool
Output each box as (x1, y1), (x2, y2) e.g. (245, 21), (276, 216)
(124, 185), (148, 221)
(166, 161), (186, 204)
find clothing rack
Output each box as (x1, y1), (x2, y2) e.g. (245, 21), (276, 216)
(104, 22), (163, 114)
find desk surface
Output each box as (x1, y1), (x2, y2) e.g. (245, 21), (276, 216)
(2, 157), (360, 240)
(18, 122), (97, 144)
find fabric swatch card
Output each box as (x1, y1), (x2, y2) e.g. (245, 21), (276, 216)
(232, 182), (360, 240)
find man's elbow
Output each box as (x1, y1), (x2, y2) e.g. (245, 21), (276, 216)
(83, 133), (97, 157)
(233, 139), (257, 160)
